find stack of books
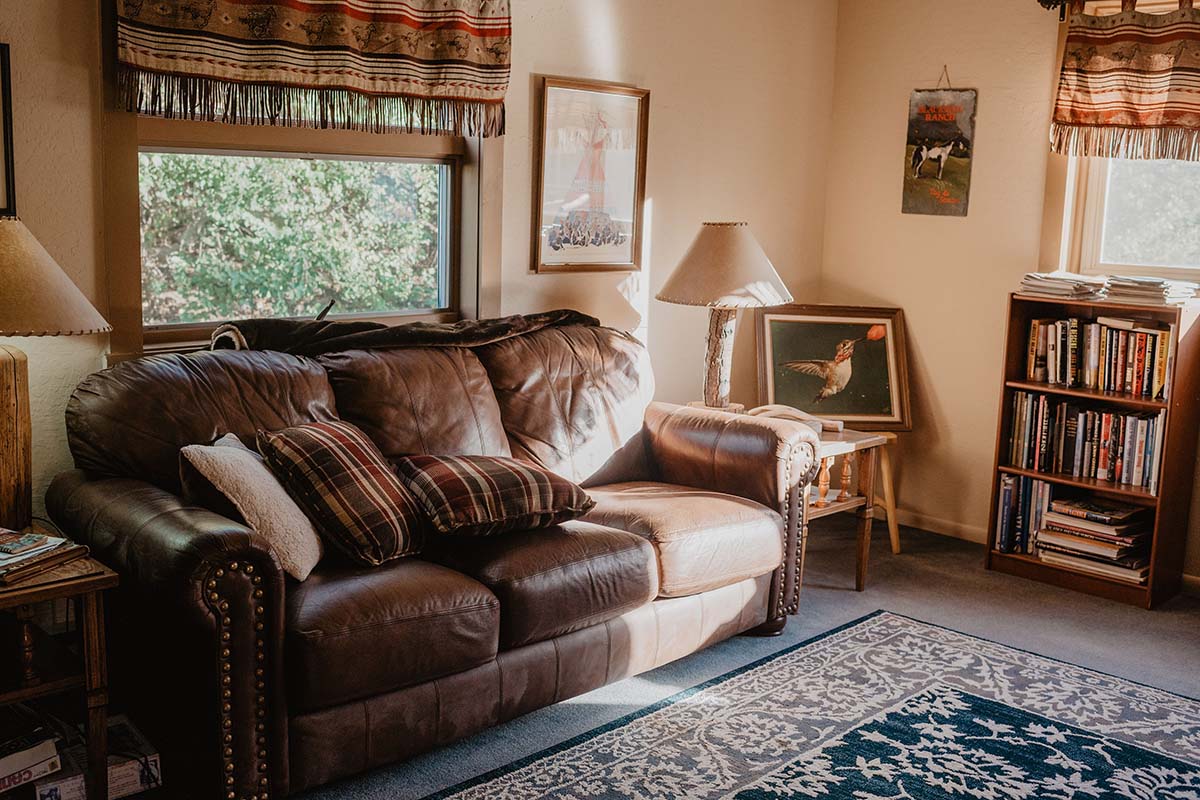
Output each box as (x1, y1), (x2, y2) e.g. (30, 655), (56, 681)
(1008, 390), (1165, 493)
(34, 714), (162, 800)
(1025, 315), (1174, 400)
(1107, 275), (1198, 306)
(0, 530), (88, 586)
(0, 707), (61, 793)
(995, 475), (1052, 554)
(1036, 497), (1150, 584)
(1019, 271), (1108, 300)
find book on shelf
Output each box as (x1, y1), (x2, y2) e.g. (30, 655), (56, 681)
(1048, 496), (1144, 525)
(1007, 390), (1165, 493)
(1038, 548), (1150, 584)
(0, 706), (62, 793)
(995, 475), (1052, 555)
(1023, 315), (1174, 400)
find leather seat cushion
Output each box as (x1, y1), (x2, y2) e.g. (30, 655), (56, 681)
(426, 521), (658, 649)
(582, 482), (783, 597)
(285, 559), (499, 711)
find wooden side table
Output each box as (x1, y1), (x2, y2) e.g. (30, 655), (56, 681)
(0, 548), (117, 800)
(807, 429), (888, 591)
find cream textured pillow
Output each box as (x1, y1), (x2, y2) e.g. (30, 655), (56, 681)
(181, 434), (324, 581)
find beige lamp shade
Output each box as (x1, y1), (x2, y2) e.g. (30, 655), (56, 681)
(0, 217), (110, 336)
(655, 221), (792, 308)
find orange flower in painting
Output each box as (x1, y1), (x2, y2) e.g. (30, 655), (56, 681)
(866, 324), (887, 342)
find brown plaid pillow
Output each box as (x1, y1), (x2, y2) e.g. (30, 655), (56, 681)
(257, 421), (423, 565)
(394, 455), (595, 537)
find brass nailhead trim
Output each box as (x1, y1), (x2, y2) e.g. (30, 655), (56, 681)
(205, 560), (270, 798)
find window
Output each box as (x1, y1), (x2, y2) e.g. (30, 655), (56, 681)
(1075, 157), (1200, 280)
(138, 150), (454, 328)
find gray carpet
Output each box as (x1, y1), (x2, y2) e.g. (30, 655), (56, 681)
(300, 518), (1200, 799)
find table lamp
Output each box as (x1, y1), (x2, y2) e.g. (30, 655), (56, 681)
(0, 217), (110, 531)
(656, 222), (792, 410)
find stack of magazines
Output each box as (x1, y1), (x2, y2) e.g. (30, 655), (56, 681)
(1107, 275), (1198, 305)
(1019, 271), (1108, 299)
(0, 529), (88, 586)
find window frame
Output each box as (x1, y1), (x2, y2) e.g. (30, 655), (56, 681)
(137, 145), (460, 343)
(119, 118), (469, 356)
(1068, 156), (1200, 283)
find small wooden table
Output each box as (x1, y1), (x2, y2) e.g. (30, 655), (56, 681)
(0, 549), (117, 800)
(806, 429), (888, 591)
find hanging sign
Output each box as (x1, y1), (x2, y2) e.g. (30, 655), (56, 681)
(902, 86), (978, 217)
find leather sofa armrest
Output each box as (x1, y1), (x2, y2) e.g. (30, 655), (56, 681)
(46, 470), (288, 799)
(642, 402), (821, 629)
(643, 402), (821, 507)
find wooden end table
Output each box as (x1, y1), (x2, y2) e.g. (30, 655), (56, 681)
(807, 429), (889, 591)
(0, 536), (117, 800)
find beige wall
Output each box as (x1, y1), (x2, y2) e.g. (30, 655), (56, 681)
(820, 0), (1061, 540)
(4, 0), (1197, 583)
(497, 0), (837, 405)
(0, 2), (108, 519)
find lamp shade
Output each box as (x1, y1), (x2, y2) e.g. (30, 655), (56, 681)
(655, 221), (793, 309)
(0, 217), (110, 336)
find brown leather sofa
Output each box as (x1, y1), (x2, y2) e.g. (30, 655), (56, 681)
(47, 321), (820, 798)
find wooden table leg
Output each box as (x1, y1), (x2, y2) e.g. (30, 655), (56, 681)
(855, 448), (879, 592)
(879, 440), (901, 554)
(81, 592), (108, 800)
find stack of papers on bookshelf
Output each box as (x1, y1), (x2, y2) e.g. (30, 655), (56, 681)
(1020, 271), (1108, 299)
(1107, 275), (1198, 305)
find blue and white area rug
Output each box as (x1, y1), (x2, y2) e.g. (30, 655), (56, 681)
(430, 611), (1200, 799)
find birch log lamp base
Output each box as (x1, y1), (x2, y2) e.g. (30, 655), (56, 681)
(656, 222), (793, 409)
(0, 217), (110, 530)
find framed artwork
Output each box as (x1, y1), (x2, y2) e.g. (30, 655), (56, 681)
(531, 77), (649, 273)
(902, 87), (977, 217)
(756, 305), (911, 431)
(0, 44), (14, 217)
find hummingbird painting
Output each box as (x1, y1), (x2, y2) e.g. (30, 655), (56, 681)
(782, 324), (887, 404)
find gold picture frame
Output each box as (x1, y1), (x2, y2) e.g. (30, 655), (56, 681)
(531, 76), (649, 274)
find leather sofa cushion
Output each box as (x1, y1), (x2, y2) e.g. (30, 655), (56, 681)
(583, 482), (783, 597)
(66, 349), (338, 494)
(318, 347), (511, 460)
(426, 521), (657, 649)
(472, 325), (654, 485)
(285, 558), (499, 711)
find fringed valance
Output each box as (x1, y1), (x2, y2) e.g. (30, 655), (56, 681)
(116, 0), (511, 137)
(1051, 0), (1200, 161)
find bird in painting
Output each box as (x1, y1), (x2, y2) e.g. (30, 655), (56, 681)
(782, 325), (886, 403)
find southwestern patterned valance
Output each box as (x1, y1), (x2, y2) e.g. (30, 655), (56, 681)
(1050, 0), (1200, 161)
(116, 0), (511, 137)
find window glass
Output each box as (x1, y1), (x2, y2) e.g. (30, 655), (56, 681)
(1100, 158), (1200, 270)
(138, 151), (449, 326)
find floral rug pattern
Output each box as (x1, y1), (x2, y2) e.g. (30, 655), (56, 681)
(429, 611), (1200, 799)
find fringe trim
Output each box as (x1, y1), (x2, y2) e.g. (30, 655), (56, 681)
(1051, 122), (1200, 161)
(118, 66), (506, 137)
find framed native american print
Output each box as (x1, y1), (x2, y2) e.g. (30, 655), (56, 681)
(532, 77), (649, 273)
(756, 305), (911, 431)
(0, 45), (15, 218)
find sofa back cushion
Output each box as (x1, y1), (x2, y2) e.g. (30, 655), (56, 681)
(317, 347), (510, 460)
(67, 349), (338, 493)
(473, 325), (654, 485)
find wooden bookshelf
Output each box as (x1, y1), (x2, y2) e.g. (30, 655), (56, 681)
(985, 293), (1200, 608)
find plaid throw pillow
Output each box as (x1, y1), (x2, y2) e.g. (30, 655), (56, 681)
(257, 421), (424, 565)
(394, 455), (595, 537)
